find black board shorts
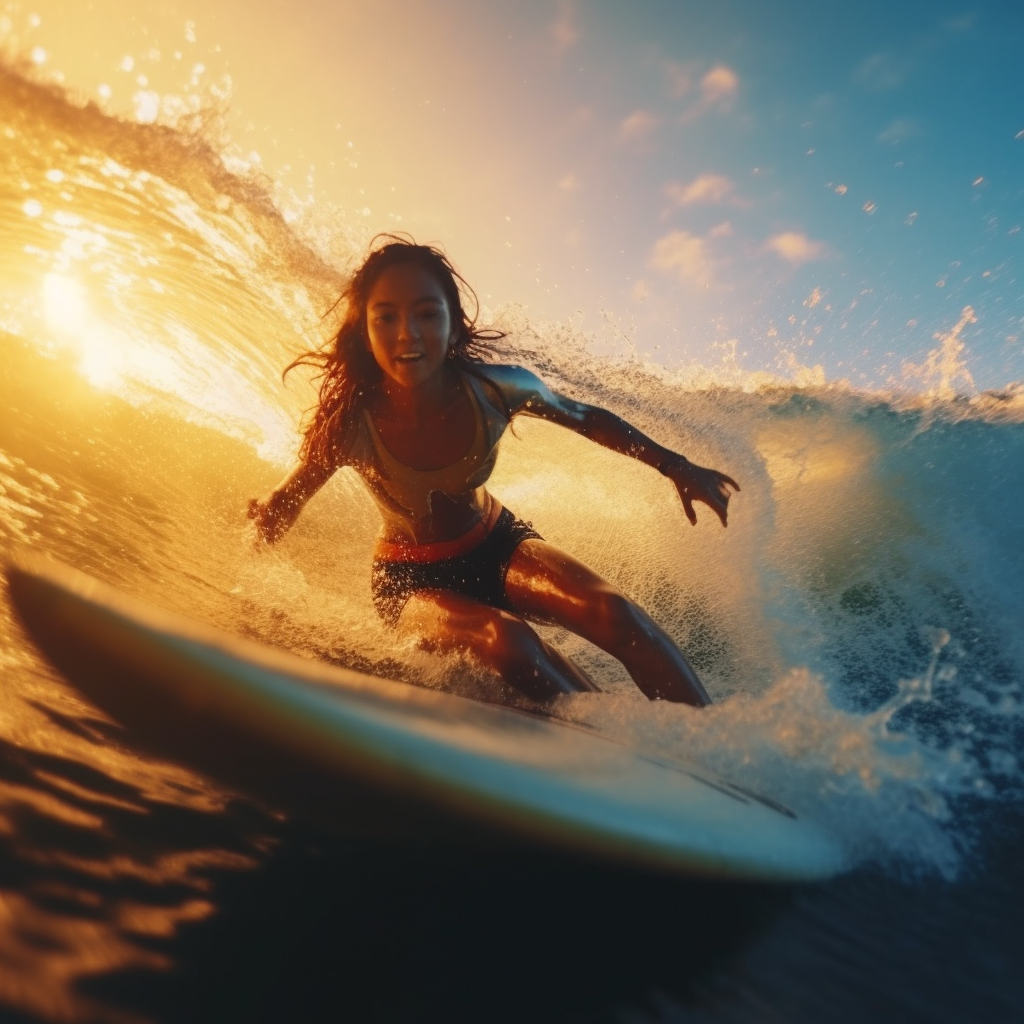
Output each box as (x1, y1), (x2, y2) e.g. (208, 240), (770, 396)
(371, 507), (542, 627)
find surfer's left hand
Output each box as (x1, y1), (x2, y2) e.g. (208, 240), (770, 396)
(662, 456), (740, 527)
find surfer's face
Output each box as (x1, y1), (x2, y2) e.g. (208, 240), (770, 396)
(365, 263), (455, 388)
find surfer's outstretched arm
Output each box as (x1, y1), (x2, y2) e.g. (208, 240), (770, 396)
(247, 460), (334, 544)
(492, 365), (739, 526)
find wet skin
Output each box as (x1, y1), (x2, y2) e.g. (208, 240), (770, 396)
(252, 262), (739, 706)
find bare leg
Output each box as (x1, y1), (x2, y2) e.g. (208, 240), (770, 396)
(397, 589), (600, 702)
(505, 540), (711, 707)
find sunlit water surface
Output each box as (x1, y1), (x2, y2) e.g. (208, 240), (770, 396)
(1, 63), (1023, 1024)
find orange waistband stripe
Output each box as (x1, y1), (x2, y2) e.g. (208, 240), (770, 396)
(374, 502), (502, 564)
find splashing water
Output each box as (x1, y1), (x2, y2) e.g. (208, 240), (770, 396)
(1, 55), (1022, 915)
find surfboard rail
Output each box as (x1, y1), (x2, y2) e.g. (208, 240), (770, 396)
(4, 552), (848, 881)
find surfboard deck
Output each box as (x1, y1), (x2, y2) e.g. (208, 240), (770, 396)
(4, 552), (847, 881)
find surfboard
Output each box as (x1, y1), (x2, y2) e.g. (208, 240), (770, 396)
(4, 552), (846, 881)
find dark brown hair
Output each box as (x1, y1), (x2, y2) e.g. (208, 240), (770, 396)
(285, 234), (505, 469)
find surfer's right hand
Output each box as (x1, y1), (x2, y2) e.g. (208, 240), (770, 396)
(247, 498), (275, 548)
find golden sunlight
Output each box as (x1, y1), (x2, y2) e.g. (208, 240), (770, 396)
(42, 272), (87, 333)
(42, 273), (124, 389)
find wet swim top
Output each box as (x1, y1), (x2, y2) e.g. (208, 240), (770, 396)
(337, 364), (541, 539)
(360, 373), (494, 520)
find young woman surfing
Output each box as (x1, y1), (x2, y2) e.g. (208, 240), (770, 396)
(249, 237), (739, 706)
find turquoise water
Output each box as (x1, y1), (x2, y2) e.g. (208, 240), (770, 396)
(2, 64), (1024, 1023)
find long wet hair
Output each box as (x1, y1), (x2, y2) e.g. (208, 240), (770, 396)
(285, 234), (506, 469)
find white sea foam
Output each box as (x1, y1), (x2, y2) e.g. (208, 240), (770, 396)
(1, 58), (1022, 880)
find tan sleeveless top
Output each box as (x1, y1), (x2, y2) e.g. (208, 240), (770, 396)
(361, 376), (491, 519)
(339, 369), (509, 544)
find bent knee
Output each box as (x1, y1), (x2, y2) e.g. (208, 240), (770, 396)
(477, 610), (548, 673)
(405, 598), (547, 674)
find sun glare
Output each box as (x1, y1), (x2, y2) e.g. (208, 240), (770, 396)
(43, 273), (88, 332)
(42, 273), (123, 389)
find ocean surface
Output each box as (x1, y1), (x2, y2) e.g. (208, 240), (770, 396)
(2, 64), (1024, 1024)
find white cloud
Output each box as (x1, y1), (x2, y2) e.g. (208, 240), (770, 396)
(550, 1), (579, 52)
(701, 65), (739, 106)
(631, 279), (650, 302)
(665, 173), (737, 206)
(877, 118), (920, 145)
(765, 231), (826, 266)
(649, 230), (715, 289)
(709, 221), (733, 239)
(618, 109), (658, 142)
(854, 51), (913, 91)
(558, 173), (580, 191)
(679, 65), (740, 123)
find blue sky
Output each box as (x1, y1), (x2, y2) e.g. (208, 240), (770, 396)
(7, 0), (1024, 391)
